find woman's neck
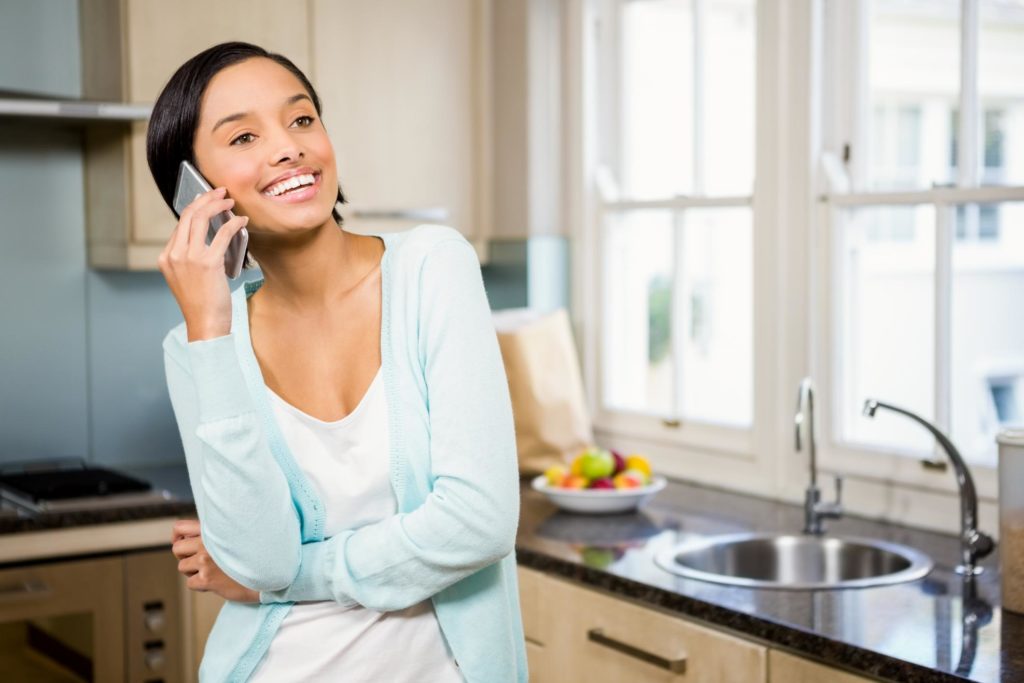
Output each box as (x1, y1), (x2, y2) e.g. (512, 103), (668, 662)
(245, 219), (383, 319)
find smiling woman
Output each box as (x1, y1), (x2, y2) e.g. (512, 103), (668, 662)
(145, 42), (526, 683)
(146, 43), (347, 273)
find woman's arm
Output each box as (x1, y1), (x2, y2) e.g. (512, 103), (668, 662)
(164, 332), (301, 592)
(260, 235), (520, 611)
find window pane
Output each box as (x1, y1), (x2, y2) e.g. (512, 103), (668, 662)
(952, 202), (1024, 466)
(620, 0), (694, 199)
(979, 1), (1024, 186)
(866, 0), (960, 190)
(602, 210), (675, 415)
(702, 0), (757, 196)
(618, 0), (755, 199)
(838, 206), (936, 453)
(677, 208), (753, 426)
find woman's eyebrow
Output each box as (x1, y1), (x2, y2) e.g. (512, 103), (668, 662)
(211, 93), (313, 133)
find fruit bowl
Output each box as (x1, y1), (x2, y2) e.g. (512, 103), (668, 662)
(531, 474), (667, 514)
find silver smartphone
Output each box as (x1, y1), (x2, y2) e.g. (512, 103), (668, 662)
(172, 160), (249, 279)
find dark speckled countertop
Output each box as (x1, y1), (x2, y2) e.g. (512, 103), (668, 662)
(515, 476), (1024, 683)
(2, 464), (1020, 681)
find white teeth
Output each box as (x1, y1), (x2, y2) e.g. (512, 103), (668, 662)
(264, 173), (317, 197)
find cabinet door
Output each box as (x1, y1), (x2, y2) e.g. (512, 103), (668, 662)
(0, 556), (124, 681)
(539, 572), (767, 683)
(125, 0), (314, 244)
(188, 590), (225, 678)
(310, 0), (489, 240)
(518, 566), (555, 682)
(769, 650), (876, 683)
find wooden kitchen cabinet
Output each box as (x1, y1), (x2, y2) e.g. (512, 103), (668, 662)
(0, 556), (125, 682)
(517, 566), (768, 682)
(309, 0), (492, 250)
(79, 0), (313, 269)
(768, 649), (877, 683)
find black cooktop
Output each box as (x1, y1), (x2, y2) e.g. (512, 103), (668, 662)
(0, 467), (151, 502)
(0, 459), (162, 513)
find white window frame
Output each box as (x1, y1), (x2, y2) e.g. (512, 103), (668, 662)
(816, 0), (1024, 503)
(567, 0), (792, 494)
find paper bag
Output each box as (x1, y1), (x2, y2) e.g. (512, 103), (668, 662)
(493, 308), (594, 475)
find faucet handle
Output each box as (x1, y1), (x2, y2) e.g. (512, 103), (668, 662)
(822, 474), (843, 519)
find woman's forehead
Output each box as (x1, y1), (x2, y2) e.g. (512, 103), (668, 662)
(199, 59), (308, 127)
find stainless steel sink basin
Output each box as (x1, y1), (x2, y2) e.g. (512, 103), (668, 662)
(654, 533), (933, 590)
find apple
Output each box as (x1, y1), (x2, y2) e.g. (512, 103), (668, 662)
(613, 472), (643, 489)
(622, 467), (650, 485)
(589, 477), (615, 490)
(610, 449), (627, 475)
(560, 473), (589, 489)
(580, 447), (615, 479)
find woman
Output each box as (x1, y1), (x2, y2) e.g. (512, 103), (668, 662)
(148, 42), (527, 682)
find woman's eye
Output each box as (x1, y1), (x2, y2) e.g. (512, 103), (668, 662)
(230, 132), (255, 146)
(294, 115), (315, 127)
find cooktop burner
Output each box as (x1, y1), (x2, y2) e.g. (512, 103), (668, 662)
(0, 459), (174, 513)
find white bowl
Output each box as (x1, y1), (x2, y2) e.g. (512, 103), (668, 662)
(530, 474), (667, 514)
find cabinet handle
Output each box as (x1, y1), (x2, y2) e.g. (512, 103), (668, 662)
(352, 207), (450, 222)
(0, 580), (52, 603)
(587, 628), (687, 674)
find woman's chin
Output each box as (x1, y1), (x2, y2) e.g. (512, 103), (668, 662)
(250, 213), (335, 237)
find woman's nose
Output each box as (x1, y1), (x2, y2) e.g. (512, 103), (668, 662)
(268, 130), (304, 165)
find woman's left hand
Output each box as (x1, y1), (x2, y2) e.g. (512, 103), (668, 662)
(171, 519), (260, 603)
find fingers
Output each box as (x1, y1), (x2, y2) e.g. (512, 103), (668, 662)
(209, 214), (250, 257)
(186, 197), (236, 254)
(172, 535), (201, 560)
(171, 187), (226, 254)
(172, 518), (201, 542)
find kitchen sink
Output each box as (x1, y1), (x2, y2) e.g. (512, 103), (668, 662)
(654, 533), (933, 590)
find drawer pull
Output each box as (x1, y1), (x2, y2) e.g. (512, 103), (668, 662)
(587, 628), (687, 674)
(0, 580), (52, 603)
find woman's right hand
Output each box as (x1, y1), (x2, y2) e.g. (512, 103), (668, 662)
(158, 187), (250, 342)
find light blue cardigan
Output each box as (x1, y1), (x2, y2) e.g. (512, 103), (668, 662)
(162, 224), (528, 682)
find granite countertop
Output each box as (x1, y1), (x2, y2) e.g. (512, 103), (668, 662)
(3, 464), (1020, 681)
(516, 476), (1024, 683)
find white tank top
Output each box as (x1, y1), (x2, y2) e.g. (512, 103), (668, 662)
(248, 367), (463, 682)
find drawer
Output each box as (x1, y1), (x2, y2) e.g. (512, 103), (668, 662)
(544, 574), (767, 683)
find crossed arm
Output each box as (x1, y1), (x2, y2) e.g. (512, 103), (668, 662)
(164, 237), (520, 610)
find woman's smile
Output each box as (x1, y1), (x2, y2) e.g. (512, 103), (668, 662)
(262, 170), (323, 204)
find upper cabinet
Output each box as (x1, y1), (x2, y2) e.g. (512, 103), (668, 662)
(490, 0), (564, 241)
(310, 0), (492, 250)
(80, 0), (312, 269)
(73, 0), (560, 270)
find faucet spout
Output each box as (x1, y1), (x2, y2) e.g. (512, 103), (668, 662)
(797, 378), (842, 534)
(861, 398), (995, 575)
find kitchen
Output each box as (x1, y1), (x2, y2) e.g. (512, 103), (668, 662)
(1, 0), (1022, 681)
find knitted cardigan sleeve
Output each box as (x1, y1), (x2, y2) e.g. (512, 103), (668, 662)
(164, 332), (301, 592)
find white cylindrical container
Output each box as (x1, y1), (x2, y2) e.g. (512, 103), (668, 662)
(998, 429), (1024, 614)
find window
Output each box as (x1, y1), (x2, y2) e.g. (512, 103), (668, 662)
(824, 0), (1024, 467)
(592, 0), (757, 440)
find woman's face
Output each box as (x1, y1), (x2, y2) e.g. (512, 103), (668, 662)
(192, 57), (338, 235)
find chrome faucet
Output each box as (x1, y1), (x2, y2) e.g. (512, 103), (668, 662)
(795, 378), (842, 534)
(862, 399), (995, 576)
